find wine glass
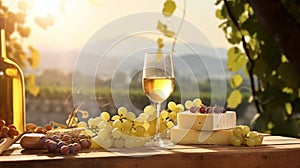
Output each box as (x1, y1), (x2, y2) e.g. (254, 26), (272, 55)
(142, 53), (175, 148)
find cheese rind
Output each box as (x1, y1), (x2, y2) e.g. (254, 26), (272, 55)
(171, 127), (233, 145)
(177, 111), (236, 131)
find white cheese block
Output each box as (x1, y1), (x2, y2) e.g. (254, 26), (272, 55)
(171, 126), (233, 145)
(177, 111), (236, 131)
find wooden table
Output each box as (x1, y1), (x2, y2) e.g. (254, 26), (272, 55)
(1, 134), (300, 168)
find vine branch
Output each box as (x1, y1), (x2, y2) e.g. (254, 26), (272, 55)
(223, 0), (261, 114)
(171, 0), (186, 52)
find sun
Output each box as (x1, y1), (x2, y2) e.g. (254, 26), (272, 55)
(30, 0), (63, 17)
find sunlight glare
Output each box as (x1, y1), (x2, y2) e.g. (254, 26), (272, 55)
(30, 0), (62, 16)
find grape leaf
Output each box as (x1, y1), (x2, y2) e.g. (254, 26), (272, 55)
(17, 26), (30, 38)
(34, 15), (55, 30)
(25, 74), (40, 96)
(163, 0), (176, 17)
(28, 46), (40, 69)
(227, 47), (248, 71)
(157, 20), (167, 33)
(157, 38), (164, 48)
(227, 89), (242, 108)
(230, 74), (243, 89)
(285, 102), (292, 116)
(164, 30), (174, 38)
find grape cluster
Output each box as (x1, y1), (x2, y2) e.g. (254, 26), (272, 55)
(78, 107), (150, 149)
(185, 98), (226, 114)
(78, 102), (184, 149)
(159, 101), (184, 137)
(42, 133), (91, 155)
(0, 119), (19, 139)
(228, 125), (264, 147)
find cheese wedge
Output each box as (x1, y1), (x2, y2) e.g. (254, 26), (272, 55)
(171, 127), (233, 145)
(177, 111), (236, 131)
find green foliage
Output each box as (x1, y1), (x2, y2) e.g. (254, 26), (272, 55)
(216, 0), (300, 137)
(157, 0), (185, 53)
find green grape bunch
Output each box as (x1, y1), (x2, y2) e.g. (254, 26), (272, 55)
(228, 125), (264, 147)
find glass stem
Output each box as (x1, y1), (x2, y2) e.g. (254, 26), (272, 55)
(155, 103), (161, 141)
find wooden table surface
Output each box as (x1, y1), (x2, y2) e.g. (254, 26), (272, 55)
(1, 134), (300, 168)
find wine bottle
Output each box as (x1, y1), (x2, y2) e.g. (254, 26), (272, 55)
(0, 18), (26, 133)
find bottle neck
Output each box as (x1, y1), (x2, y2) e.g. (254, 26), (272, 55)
(0, 29), (6, 59)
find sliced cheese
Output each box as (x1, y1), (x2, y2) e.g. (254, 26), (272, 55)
(177, 111), (236, 131)
(171, 126), (233, 145)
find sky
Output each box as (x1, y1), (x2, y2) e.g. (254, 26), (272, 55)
(5, 0), (229, 48)
(4, 0), (230, 72)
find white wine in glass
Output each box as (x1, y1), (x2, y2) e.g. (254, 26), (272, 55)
(142, 53), (175, 148)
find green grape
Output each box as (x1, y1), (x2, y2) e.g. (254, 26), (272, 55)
(97, 121), (106, 129)
(112, 119), (123, 129)
(100, 112), (111, 122)
(124, 138), (136, 148)
(122, 129), (131, 136)
(103, 123), (113, 132)
(88, 118), (95, 127)
(160, 110), (169, 119)
(176, 104), (185, 112)
(168, 111), (177, 121)
(253, 136), (263, 145)
(100, 137), (113, 148)
(118, 107), (128, 117)
(94, 117), (102, 124)
(97, 129), (109, 139)
(134, 126), (145, 136)
(248, 131), (258, 138)
(111, 115), (120, 121)
(84, 129), (96, 137)
(228, 136), (236, 145)
(122, 119), (132, 130)
(143, 122), (150, 130)
(241, 125), (250, 136)
(91, 136), (102, 147)
(168, 101), (177, 111)
(138, 113), (148, 121)
(193, 98), (202, 107)
(144, 105), (156, 115)
(114, 138), (124, 148)
(78, 121), (87, 128)
(232, 137), (242, 147)
(126, 112), (136, 121)
(185, 100), (193, 109)
(166, 121), (175, 128)
(112, 128), (122, 139)
(233, 127), (242, 137)
(246, 138), (256, 147)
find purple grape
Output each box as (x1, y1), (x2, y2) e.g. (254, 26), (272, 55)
(80, 139), (91, 149)
(73, 142), (82, 152)
(39, 136), (47, 145)
(47, 141), (58, 153)
(199, 106), (206, 113)
(206, 107), (212, 114)
(51, 135), (60, 142)
(68, 144), (76, 154)
(60, 145), (70, 155)
(189, 107), (198, 113)
(62, 135), (71, 142)
(57, 141), (67, 148)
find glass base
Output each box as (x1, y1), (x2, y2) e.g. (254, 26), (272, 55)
(146, 138), (174, 149)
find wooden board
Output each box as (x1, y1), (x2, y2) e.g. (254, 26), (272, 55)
(1, 135), (300, 168)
